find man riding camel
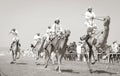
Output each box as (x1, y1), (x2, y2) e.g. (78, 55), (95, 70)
(43, 26), (53, 49)
(33, 33), (41, 47)
(82, 7), (106, 64)
(44, 19), (64, 49)
(84, 6), (97, 36)
(9, 28), (20, 51)
(51, 18), (63, 37)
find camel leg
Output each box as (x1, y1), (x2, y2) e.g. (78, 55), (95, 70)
(35, 55), (39, 65)
(44, 49), (51, 68)
(37, 48), (42, 60)
(56, 54), (63, 73)
(58, 55), (61, 73)
(42, 51), (46, 63)
(14, 50), (18, 63)
(18, 51), (21, 59)
(91, 46), (98, 65)
(89, 48), (92, 63)
(87, 48), (93, 73)
(109, 54), (112, 63)
(35, 51), (39, 60)
(84, 52), (92, 73)
(12, 51), (14, 61)
(55, 53), (59, 71)
(87, 60), (92, 73)
(51, 52), (56, 64)
(84, 53), (87, 62)
(34, 50), (41, 65)
(17, 48), (20, 59)
(11, 51), (15, 64)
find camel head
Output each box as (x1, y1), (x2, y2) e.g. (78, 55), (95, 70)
(30, 44), (35, 48)
(80, 35), (87, 41)
(80, 34), (89, 41)
(42, 35), (47, 41)
(64, 29), (71, 37)
(103, 16), (110, 27)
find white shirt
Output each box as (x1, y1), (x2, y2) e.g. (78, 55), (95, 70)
(85, 11), (96, 28)
(46, 28), (53, 36)
(34, 35), (41, 42)
(10, 30), (19, 41)
(10, 30), (18, 36)
(51, 24), (63, 34)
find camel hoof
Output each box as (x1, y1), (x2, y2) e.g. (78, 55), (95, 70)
(36, 57), (39, 60)
(58, 70), (62, 73)
(35, 62), (39, 65)
(55, 66), (59, 71)
(10, 61), (16, 64)
(91, 60), (97, 65)
(16, 57), (20, 59)
(106, 65), (109, 69)
(44, 65), (48, 68)
(10, 62), (14, 64)
(91, 62), (95, 65)
(89, 69), (93, 73)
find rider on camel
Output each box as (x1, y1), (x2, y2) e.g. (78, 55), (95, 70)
(51, 18), (63, 37)
(9, 28), (20, 51)
(44, 25), (54, 49)
(44, 18), (63, 50)
(83, 7), (107, 64)
(81, 7), (98, 64)
(33, 33), (41, 47)
(84, 6), (97, 37)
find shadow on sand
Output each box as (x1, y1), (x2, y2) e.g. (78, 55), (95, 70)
(0, 70), (8, 76)
(92, 69), (118, 75)
(36, 63), (45, 66)
(61, 69), (79, 74)
(16, 62), (28, 65)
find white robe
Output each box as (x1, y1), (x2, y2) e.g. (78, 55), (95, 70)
(84, 11), (96, 28)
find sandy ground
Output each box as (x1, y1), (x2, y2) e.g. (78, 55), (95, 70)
(0, 49), (120, 76)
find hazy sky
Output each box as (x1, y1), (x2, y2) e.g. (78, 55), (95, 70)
(0, 0), (120, 49)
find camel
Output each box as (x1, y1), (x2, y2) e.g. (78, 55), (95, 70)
(44, 30), (71, 72)
(31, 37), (46, 64)
(10, 40), (21, 64)
(81, 16), (110, 72)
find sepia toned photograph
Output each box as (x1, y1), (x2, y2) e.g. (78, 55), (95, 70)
(0, 0), (120, 76)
